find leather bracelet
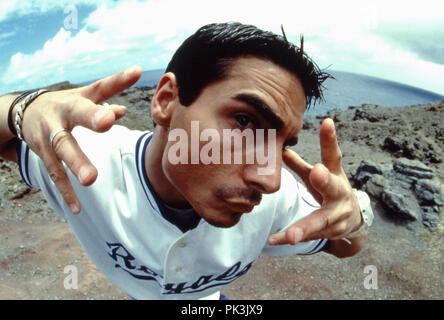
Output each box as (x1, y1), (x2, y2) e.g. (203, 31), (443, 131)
(14, 89), (50, 140)
(7, 91), (32, 137)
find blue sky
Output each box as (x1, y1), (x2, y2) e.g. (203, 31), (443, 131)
(1, 0), (444, 96)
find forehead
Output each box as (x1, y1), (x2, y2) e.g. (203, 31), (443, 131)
(219, 56), (306, 133)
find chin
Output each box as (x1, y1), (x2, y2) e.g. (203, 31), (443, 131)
(202, 211), (243, 228)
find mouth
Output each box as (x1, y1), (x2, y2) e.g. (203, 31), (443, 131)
(224, 200), (260, 213)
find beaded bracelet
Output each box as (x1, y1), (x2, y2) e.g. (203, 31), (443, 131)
(7, 90), (32, 137)
(14, 89), (50, 140)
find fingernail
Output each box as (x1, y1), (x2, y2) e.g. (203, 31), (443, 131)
(292, 228), (304, 243)
(269, 237), (277, 245)
(78, 166), (90, 185)
(124, 66), (137, 77)
(70, 203), (80, 214)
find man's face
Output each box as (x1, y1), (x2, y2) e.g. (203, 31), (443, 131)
(161, 56), (306, 228)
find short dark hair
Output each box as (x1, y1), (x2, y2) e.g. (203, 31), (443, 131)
(166, 22), (331, 110)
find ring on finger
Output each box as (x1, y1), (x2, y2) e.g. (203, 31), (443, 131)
(103, 102), (110, 110)
(49, 127), (69, 149)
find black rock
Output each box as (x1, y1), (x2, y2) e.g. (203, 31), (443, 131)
(381, 189), (420, 221)
(382, 137), (403, 152)
(352, 158), (442, 229)
(415, 179), (443, 207)
(362, 174), (387, 198)
(353, 109), (380, 122)
(393, 158), (434, 180)
(382, 137), (421, 160)
(422, 211), (441, 228)
(352, 160), (383, 188)
(302, 119), (314, 130)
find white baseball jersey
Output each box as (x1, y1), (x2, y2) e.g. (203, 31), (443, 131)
(16, 125), (328, 300)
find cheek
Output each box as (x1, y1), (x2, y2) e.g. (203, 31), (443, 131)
(161, 146), (212, 195)
(163, 159), (227, 189)
(163, 150), (240, 202)
(161, 121), (245, 202)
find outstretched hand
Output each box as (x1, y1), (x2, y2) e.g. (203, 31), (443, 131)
(268, 118), (362, 245)
(19, 66), (142, 214)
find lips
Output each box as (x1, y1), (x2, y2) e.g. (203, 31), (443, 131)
(224, 200), (260, 213)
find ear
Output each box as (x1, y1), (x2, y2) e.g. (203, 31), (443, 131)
(151, 72), (180, 127)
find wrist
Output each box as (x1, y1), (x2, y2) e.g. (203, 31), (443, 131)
(346, 189), (373, 239)
(14, 89), (50, 140)
(7, 91), (32, 138)
(350, 208), (364, 233)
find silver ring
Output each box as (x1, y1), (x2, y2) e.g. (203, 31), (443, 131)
(49, 127), (68, 149)
(103, 102), (110, 109)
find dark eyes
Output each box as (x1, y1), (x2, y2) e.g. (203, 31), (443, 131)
(234, 114), (254, 128)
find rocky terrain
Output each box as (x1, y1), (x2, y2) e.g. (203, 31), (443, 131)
(0, 83), (442, 300)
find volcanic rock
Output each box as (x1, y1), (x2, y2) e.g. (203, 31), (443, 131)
(352, 157), (442, 228)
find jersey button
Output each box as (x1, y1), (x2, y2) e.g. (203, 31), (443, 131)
(176, 266), (182, 272)
(178, 242), (187, 248)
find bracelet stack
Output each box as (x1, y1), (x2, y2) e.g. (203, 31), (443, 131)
(11, 89), (50, 140)
(7, 90), (32, 137)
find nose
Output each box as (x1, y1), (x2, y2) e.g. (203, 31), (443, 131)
(242, 160), (282, 194)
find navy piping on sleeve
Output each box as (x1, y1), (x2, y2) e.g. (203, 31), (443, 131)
(15, 139), (33, 188)
(295, 182), (321, 209)
(298, 238), (329, 255)
(301, 195), (321, 208)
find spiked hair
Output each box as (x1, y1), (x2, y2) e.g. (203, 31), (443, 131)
(166, 22), (332, 110)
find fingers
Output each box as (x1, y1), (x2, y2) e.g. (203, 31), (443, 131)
(290, 206), (348, 241)
(267, 118), (358, 247)
(107, 103), (127, 120)
(284, 149), (324, 204)
(320, 118), (343, 174)
(285, 155), (343, 205)
(40, 114), (108, 214)
(283, 148), (313, 183)
(68, 97), (125, 133)
(313, 118), (348, 202)
(43, 129), (99, 214)
(268, 205), (352, 246)
(268, 228), (304, 246)
(268, 164), (349, 245)
(79, 66), (142, 103)
(16, 67), (139, 215)
(51, 129), (98, 187)
(43, 101), (119, 214)
(309, 163), (342, 202)
(40, 146), (82, 214)
(71, 65), (135, 132)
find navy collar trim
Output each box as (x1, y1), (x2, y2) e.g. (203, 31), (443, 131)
(135, 131), (202, 232)
(135, 131), (161, 214)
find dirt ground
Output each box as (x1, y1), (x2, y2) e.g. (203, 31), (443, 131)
(0, 88), (442, 300)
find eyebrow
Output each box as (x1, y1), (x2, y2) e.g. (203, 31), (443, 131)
(232, 93), (284, 131)
(232, 93), (299, 147)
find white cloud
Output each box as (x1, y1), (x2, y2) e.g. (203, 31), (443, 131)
(0, 1), (180, 90)
(0, 31), (16, 49)
(0, 31), (16, 40)
(0, 0), (110, 21)
(1, 0), (444, 95)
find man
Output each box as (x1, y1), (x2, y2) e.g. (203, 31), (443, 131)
(0, 23), (372, 299)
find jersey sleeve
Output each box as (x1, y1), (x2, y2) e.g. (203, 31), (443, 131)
(262, 168), (329, 256)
